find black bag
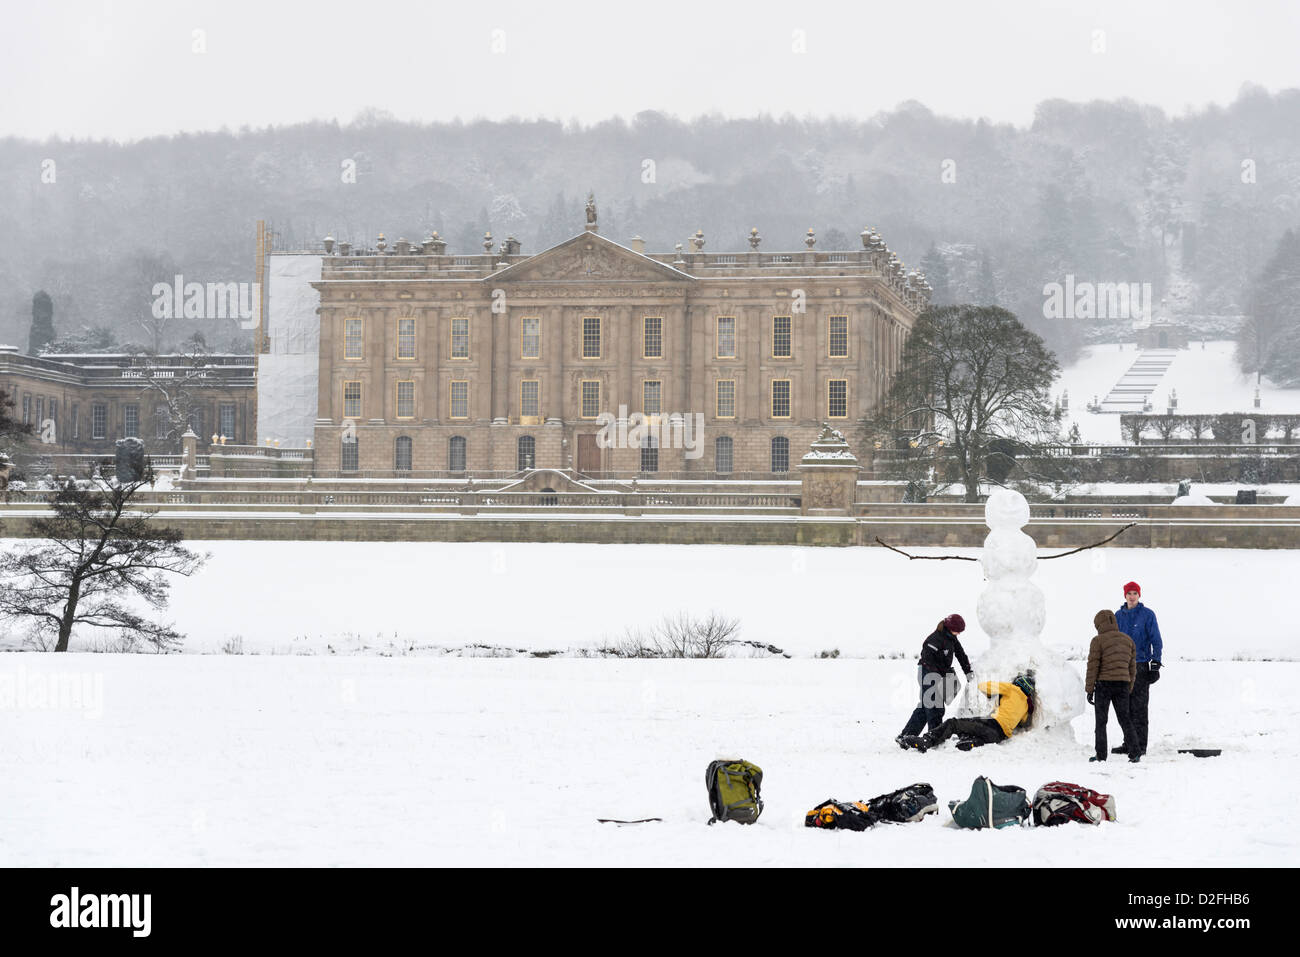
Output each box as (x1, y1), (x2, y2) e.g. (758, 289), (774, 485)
(865, 783), (938, 823)
(805, 784), (937, 830)
(805, 798), (875, 831)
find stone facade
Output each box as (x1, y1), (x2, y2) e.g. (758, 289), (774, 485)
(0, 348), (255, 456)
(1135, 322), (1189, 350)
(310, 219), (926, 475)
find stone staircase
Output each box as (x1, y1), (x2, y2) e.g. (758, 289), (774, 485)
(1096, 350), (1177, 413)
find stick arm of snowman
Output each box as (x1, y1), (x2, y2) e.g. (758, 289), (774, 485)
(874, 522), (1137, 561)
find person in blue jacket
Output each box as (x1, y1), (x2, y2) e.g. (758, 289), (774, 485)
(1114, 581), (1163, 756)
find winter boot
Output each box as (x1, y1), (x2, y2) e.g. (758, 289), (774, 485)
(1111, 745), (1129, 755)
(955, 738), (977, 751)
(1089, 756), (1106, 762)
(899, 735), (929, 753)
(1129, 751), (1141, 764)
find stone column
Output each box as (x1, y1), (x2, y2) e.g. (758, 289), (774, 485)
(856, 307), (870, 420)
(367, 307), (387, 424)
(745, 305), (763, 425)
(547, 306), (564, 424)
(423, 306), (439, 423)
(317, 306), (335, 422)
(672, 302), (689, 416)
(691, 302), (708, 425)
(492, 303), (509, 424)
(180, 428), (197, 481)
(799, 424), (861, 516)
(481, 308), (495, 424)
(802, 300), (819, 424)
(618, 304), (633, 416)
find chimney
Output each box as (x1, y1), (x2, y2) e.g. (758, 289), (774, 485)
(630, 236), (645, 255)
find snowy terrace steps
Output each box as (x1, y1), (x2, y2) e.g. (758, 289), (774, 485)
(1096, 349), (1179, 413)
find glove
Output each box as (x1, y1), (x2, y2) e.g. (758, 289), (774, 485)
(1147, 667), (1160, 685)
(1086, 691), (1095, 705)
(1150, 661), (1162, 671)
(965, 672), (975, 681)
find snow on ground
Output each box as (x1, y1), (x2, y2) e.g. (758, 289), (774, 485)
(1067, 481), (1300, 497)
(1055, 340), (1300, 443)
(0, 539), (1291, 661)
(1161, 341), (1300, 416)
(0, 655), (1292, 866)
(1055, 343), (1138, 441)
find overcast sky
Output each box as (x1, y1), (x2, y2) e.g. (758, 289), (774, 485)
(1, 0), (1297, 141)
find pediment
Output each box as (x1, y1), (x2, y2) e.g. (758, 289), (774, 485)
(490, 233), (694, 284)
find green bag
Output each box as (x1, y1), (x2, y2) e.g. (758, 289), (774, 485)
(948, 775), (1030, 829)
(706, 759), (764, 825)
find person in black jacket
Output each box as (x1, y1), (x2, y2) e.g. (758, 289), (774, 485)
(896, 614), (974, 742)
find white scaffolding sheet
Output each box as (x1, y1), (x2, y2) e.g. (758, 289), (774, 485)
(256, 255), (321, 447)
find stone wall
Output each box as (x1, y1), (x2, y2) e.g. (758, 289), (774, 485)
(2, 510), (1295, 548)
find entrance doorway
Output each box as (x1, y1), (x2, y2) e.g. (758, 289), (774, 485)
(576, 433), (601, 474)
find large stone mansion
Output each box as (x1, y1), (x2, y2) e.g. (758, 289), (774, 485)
(304, 204), (929, 476)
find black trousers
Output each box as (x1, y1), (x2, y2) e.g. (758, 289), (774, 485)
(928, 716), (1004, 748)
(1094, 680), (1139, 759)
(1128, 668), (1152, 752)
(900, 668), (956, 736)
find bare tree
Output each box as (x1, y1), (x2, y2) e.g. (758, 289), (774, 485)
(129, 337), (212, 452)
(607, 612), (742, 658)
(0, 390), (34, 456)
(0, 474), (206, 652)
(862, 305), (1060, 502)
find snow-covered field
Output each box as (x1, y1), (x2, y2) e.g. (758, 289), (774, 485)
(3, 537), (1293, 866)
(1056, 340), (1300, 443)
(0, 539), (1282, 661)
(1, 655), (1292, 866)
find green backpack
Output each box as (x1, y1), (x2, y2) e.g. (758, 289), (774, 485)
(706, 759), (764, 825)
(948, 775), (1030, 829)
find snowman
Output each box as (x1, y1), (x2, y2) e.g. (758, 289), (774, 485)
(954, 487), (1085, 733)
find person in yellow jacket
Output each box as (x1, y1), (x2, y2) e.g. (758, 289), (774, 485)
(899, 674), (1034, 752)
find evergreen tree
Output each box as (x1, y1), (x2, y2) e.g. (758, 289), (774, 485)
(976, 252), (997, 305)
(1240, 229), (1300, 385)
(919, 244), (951, 305)
(29, 291), (55, 355)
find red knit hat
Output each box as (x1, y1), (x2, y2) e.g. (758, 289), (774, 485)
(943, 613), (966, 633)
(1123, 581), (1141, 596)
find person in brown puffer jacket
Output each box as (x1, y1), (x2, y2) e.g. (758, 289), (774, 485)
(1086, 609), (1140, 763)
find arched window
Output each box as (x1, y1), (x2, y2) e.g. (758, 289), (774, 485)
(715, 435), (734, 474)
(771, 435), (789, 473)
(395, 436), (412, 471)
(517, 435), (536, 470)
(639, 434), (659, 473)
(341, 435), (359, 472)
(448, 435), (467, 472)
